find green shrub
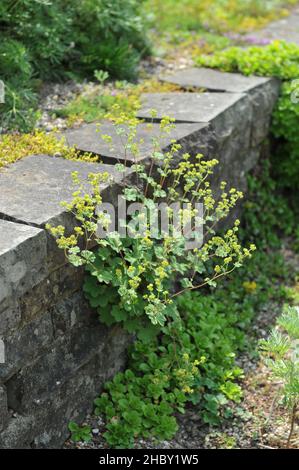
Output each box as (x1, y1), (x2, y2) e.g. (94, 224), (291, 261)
(0, 38), (37, 131)
(196, 40), (299, 190)
(73, 0), (149, 80)
(0, 0), (149, 130)
(240, 159), (294, 249)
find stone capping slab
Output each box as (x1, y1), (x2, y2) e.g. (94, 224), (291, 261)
(0, 219), (45, 258)
(62, 121), (208, 164)
(0, 154), (133, 228)
(137, 92), (247, 123)
(160, 67), (273, 93)
(0, 220), (47, 305)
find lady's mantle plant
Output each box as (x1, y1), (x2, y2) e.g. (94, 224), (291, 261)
(47, 113), (255, 446)
(48, 113), (255, 341)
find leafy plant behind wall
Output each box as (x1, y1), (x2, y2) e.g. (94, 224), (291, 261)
(196, 40), (299, 191)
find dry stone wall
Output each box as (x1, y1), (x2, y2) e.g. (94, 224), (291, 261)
(0, 67), (280, 447)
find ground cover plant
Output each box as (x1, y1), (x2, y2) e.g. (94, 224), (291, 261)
(55, 76), (181, 125)
(0, 131), (97, 169)
(144, 0), (297, 35)
(142, 0), (297, 62)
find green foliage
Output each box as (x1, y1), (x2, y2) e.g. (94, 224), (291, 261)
(92, 244), (291, 448)
(260, 306), (299, 446)
(0, 0), (149, 130)
(196, 41), (299, 78)
(271, 80), (299, 189)
(144, 0), (296, 34)
(93, 289), (247, 447)
(196, 40), (299, 190)
(68, 421), (92, 443)
(0, 38), (37, 131)
(240, 159), (295, 249)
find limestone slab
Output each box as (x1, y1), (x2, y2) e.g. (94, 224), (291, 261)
(137, 92), (246, 123)
(0, 220), (47, 311)
(0, 155), (132, 227)
(61, 121), (208, 164)
(160, 67), (271, 93)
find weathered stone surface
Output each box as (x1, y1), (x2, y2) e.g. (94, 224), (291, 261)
(0, 220), (47, 326)
(0, 300), (21, 337)
(0, 312), (53, 380)
(247, 78), (280, 146)
(62, 121), (208, 164)
(51, 292), (99, 338)
(0, 385), (8, 432)
(0, 414), (35, 449)
(160, 67), (271, 93)
(0, 155), (132, 227)
(0, 325), (130, 448)
(137, 92), (247, 123)
(245, 8), (299, 45)
(6, 320), (128, 414)
(20, 265), (84, 325)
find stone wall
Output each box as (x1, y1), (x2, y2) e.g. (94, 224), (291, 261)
(0, 68), (280, 448)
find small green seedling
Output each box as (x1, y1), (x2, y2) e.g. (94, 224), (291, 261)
(94, 69), (109, 85)
(260, 305), (299, 447)
(68, 421), (92, 443)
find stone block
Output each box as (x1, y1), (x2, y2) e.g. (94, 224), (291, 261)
(62, 120), (208, 164)
(160, 67), (271, 93)
(0, 154), (133, 228)
(5, 319), (112, 413)
(248, 79), (280, 146)
(0, 220), (47, 311)
(0, 300), (21, 336)
(137, 92), (247, 123)
(51, 292), (98, 338)
(0, 312), (53, 380)
(19, 264), (84, 324)
(1, 326), (130, 448)
(0, 414), (35, 449)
